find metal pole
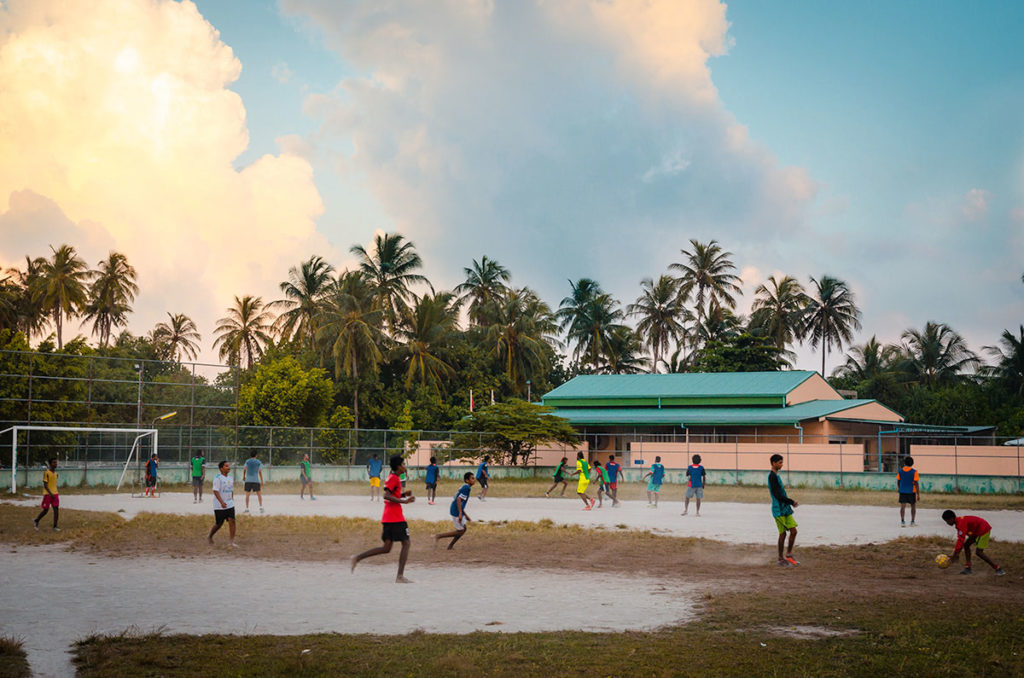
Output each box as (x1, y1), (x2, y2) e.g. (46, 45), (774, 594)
(135, 363), (143, 427)
(11, 428), (17, 494)
(954, 436), (959, 492)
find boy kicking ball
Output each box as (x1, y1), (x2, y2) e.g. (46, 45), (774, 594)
(434, 472), (474, 549)
(941, 510), (1006, 576)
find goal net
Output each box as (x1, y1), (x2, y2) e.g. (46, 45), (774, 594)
(0, 425), (158, 494)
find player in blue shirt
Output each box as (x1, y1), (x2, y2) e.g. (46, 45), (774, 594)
(424, 457), (440, 505)
(683, 454), (706, 516)
(476, 456), (490, 501)
(434, 472), (475, 550)
(243, 450), (264, 514)
(642, 456), (666, 508)
(605, 454), (622, 507)
(367, 453), (383, 502)
(144, 453), (159, 497)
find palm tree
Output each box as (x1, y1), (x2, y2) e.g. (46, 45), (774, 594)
(601, 325), (648, 374)
(669, 239), (742, 325)
(984, 326), (1024, 397)
(350, 233), (430, 334)
(273, 255), (335, 351)
(804, 276), (862, 376)
(393, 292), (459, 391)
(213, 296), (275, 370)
(454, 256), (511, 327)
(557, 278), (625, 369)
(33, 244), (90, 349)
(82, 251), (138, 347)
(696, 307), (744, 345)
(834, 336), (901, 381)
(487, 287), (558, 395)
(749, 275), (809, 354)
(899, 322), (980, 387)
(152, 312), (201, 362)
(316, 271), (385, 428)
(627, 275), (691, 373)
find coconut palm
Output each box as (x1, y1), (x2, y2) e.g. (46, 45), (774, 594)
(833, 336), (901, 381)
(273, 255), (335, 351)
(152, 312), (202, 362)
(316, 271), (385, 429)
(600, 325), (648, 374)
(213, 296), (275, 370)
(627, 275), (691, 373)
(487, 287), (557, 395)
(393, 292), (459, 391)
(557, 278), (626, 369)
(82, 252), (138, 347)
(804, 276), (862, 376)
(899, 322), (980, 387)
(695, 307), (744, 345)
(6, 257), (48, 339)
(33, 244), (90, 349)
(454, 256), (510, 327)
(984, 326), (1024, 397)
(749, 275), (809, 354)
(350, 233), (430, 334)
(669, 239), (742, 325)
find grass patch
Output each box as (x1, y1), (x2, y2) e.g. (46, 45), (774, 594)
(0, 636), (30, 678)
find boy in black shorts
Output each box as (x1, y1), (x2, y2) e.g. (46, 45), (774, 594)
(545, 456), (569, 497)
(351, 454), (416, 583)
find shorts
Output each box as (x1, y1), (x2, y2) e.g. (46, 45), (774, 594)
(214, 507), (235, 525)
(244, 482), (261, 492)
(451, 515), (468, 530)
(974, 531), (991, 550)
(647, 481), (662, 493)
(192, 477), (204, 488)
(774, 514), (798, 534)
(41, 494), (59, 509)
(425, 482), (437, 490)
(577, 478), (590, 493)
(607, 482), (618, 491)
(381, 521), (410, 543)
(685, 487), (704, 499)
(898, 492), (916, 505)
(301, 475), (311, 485)
(370, 477), (381, 488)
(476, 476), (488, 488)
(145, 477), (157, 488)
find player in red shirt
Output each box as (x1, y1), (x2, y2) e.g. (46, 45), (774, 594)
(350, 454), (417, 583)
(941, 510), (1006, 576)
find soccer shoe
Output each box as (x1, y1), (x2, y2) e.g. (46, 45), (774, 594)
(910, 521), (916, 527)
(52, 527), (60, 532)
(33, 519), (38, 531)
(681, 511), (688, 516)
(259, 507), (265, 513)
(589, 497), (596, 508)
(243, 509), (250, 514)
(778, 559), (794, 567)
(995, 568), (1007, 576)
(959, 567), (973, 575)
(900, 521), (906, 528)
(785, 555), (800, 566)
(311, 496), (317, 501)
(582, 505), (592, 511)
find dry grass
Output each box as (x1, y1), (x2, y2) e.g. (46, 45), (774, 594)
(0, 636), (29, 678)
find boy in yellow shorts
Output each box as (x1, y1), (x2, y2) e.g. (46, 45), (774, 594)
(367, 453), (383, 501)
(768, 454), (799, 566)
(569, 451), (595, 510)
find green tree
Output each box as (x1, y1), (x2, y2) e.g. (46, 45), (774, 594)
(350, 232), (429, 334)
(669, 239), (742, 326)
(452, 399), (578, 466)
(899, 321), (980, 387)
(273, 255), (335, 351)
(749, 275), (809, 356)
(238, 356), (333, 428)
(627, 275), (691, 373)
(321, 405), (355, 464)
(34, 244), (90, 349)
(984, 326), (1024, 398)
(152, 312), (201, 362)
(82, 251), (138, 347)
(454, 255), (510, 326)
(804, 275), (862, 376)
(393, 292), (458, 392)
(601, 325), (648, 374)
(486, 287), (557, 397)
(213, 295), (275, 370)
(557, 278), (625, 370)
(691, 333), (786, 373)
(833, 336), (901, 381)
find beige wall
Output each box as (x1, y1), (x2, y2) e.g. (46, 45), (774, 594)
(786, 372), (842, 405)
(828, 401), (902, 422)
(628, 441), (865, 472)
(909, 444), (1023, 476)
(406, 440), (587, 467)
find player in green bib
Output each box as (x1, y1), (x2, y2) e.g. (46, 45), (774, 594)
(300, 453), (316, 500)
(190, 450), (206, 503)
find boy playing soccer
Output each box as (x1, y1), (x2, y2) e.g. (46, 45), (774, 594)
(683, 454), (706, 516)
(351, 454), (416, 583)
(476, 455), (490, 501)
(424, 456), (440, 505)
(190, 449), (206, 503)
(434, 472), (475, 549)
(569, 451), (595, 510)
(208, 460), (237, 547)
(643, 456), (665, 508)
(34, 458), (60, 531)
(545, 456), (569, 498)
(593, 460), (609, 508)
(897, 456), (919, 527)
(144, 453), (158, 497)
(769, 454), (799, 566)
(243, 450), (264, 513)
(605, 454), (622, 507)
(941, 510), (1006, 576)
(367, 453), (383, 501)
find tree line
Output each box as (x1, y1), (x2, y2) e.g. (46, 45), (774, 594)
(1, 237), (1021, 435)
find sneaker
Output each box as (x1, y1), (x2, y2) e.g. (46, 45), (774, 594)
(589, 498), (596, 508)
(959, 567), (973, 575)
(900, 521), (906, 528)
(428, 500), (434, 505)
(300, 496), (305, 500)
(647, 504), (656, 509)
(33, 519), (38, 531)
(311, 497), (317, 501)
(995, 568), (1006, 576)
(681, 511), (688, 516)
(52, 527), (60, 532)
(259, 507), (265, 513)
(544, 492), (550, 498)
(910, 521), (916, 527)
(785, 555), (800, 566)
(244, 509), (250, 514)
(778, 559), (794, 567)
(582, 506), (592, 511)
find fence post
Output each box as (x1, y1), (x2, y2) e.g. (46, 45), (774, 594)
(839, 441), (844, 488)
(734, 436), (738, 482)
(268, 428), (273, 467)
(953, 436), (959, 492)
(309, 429), (314, 465)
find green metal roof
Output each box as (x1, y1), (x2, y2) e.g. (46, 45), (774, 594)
(542, 371), (820, 405)
(825, 418), (993, 433)
(551, 399), (890, 426)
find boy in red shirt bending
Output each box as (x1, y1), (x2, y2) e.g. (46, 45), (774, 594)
(351, 454), (416, 583)
(941, 510), (1006, 576)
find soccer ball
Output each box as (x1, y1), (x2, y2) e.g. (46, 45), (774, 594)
(935, 554), (951, 569)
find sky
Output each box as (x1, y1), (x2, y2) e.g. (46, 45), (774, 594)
(0, 0), (1021, 374)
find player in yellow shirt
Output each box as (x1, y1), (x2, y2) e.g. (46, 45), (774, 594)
(568, 451), (595, 510)
(34, 458), (60, 531)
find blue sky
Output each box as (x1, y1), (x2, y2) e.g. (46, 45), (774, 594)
(3, 0), (1021, 371)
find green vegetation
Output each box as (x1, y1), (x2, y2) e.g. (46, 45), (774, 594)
(452, 400), (579, 465)
(0, 636), (30, 678)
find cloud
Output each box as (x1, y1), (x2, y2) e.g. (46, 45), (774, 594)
(272, 61), (293, 84)
(0, 0), (328, 356)
(283, 0), (818, 301)
(959, 188), (990, 222)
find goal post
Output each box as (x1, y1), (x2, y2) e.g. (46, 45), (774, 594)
(1, 425), (158, 494)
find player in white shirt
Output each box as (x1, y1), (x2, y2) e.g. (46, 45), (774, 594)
(207, 461), (237, 547)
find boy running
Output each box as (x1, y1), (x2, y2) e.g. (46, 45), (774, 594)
(300, 453), (315, 500)
(897, 456), (919, 527)
(476, 456), (490, 501)
(351, 454), (416, 583)
(593, 460), (609, 508)
(643, 456), (665, 508)
(208, 460), (237, 547)
(545, 456), (569, 498)
(941, 510), (1006, 576)
(769, 454), (799, 566)
(424, 457), (440, 505)
(190, 449), (206, 503)
(144, 453), (158, 497)
(243, 450), (264, 513)
(605, 454), (622, 507)
(434, 472), (475, 549)
(367, 453), (383, 501)
(33, 458), (60, 531)
(683, 454), (706, 516)
(569, 451), (595, 510)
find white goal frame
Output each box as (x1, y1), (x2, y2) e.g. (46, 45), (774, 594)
(0, 425), (158, 493)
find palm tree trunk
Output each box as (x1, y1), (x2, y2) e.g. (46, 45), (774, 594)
(54, 308), (63, 349)
(352, 360), (360, 430)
